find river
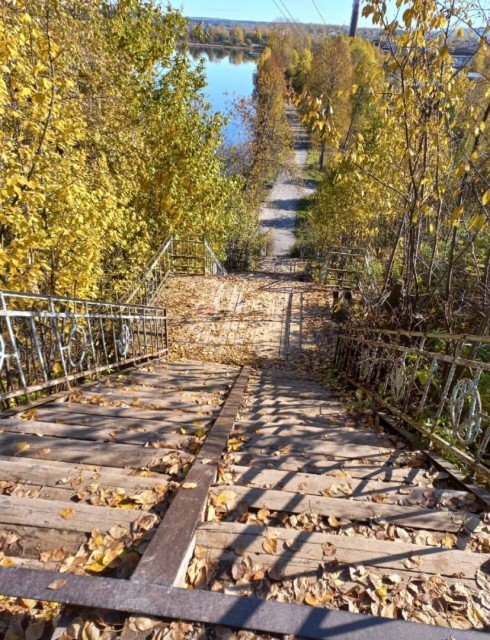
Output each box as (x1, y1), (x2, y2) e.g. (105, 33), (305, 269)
(189, 47), (257, 145)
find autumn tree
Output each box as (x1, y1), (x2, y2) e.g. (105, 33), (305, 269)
(0, 0), (239, 298)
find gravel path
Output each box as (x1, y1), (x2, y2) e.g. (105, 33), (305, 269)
(259, 106), (315, 257)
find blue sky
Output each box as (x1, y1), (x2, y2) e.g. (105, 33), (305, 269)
(168, 0), (397, 27)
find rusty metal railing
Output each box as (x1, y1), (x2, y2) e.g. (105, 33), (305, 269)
(319, 248), (370, 290)
(0, 290), (168, 406)
(335, 327), (490, 480)
(125, 236), (226, 305)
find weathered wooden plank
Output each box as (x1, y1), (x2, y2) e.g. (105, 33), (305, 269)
(196, 522), (486, 580)
(1, 419), (191, 449)
(30, 406), (213, 431)
(203, 547), (479, 591)
(239, 426), (394, 449)
(211, 485), (480, 532)
(42, 402), (214, 423)
(231, 453), (429, 482)
(132, 367), (251, 587)
(116, 371), (235, 388)
(71, 390), (221, 414)
(0, 567), (484, 640)
(0, 525), (84, 557)
(0, 458), (170, 491)
(242, 436), (396, 459)
(0, 495), (143, 533)
(229, 465), (468, 505)
(0, 432), (190, 470)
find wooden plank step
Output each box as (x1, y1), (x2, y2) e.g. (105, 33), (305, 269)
(0, 495), (146, 533)
(211, 485), (480, 532)
(17, 409), (211, 433)
(244, 407), (346, 419)
(0, 432), (191, 471)
(201, 548), (479, 592)
(229, 465), (472, 506)
(115, 374), (234, 392)
(1, 419), (192, 449)
(242, 436), (396, 459)
(0, 458), (170, 491)
(40, 402), (213, 423)
(73, 390), (221, 414)
(231, 453), (431, 481)
(100, 384), (227, 402)
(0, 525), (84, 557)
(197, 522), (487, 580)
(238, 426), (394, 448)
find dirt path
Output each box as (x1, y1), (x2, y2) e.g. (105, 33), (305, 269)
(259, 105), (315, 256)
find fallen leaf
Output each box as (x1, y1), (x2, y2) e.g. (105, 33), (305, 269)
(47, 579), (67, 590)
(305, 593), (319, 606)
(262, 537), (278, 554)
(322, 542), (337, 556)
(328, 515), (340, 528)
(182, 482), (198, 489)
(60, 508), (75, 520)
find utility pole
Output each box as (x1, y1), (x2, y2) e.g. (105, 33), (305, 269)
(349, 0), (360, 37)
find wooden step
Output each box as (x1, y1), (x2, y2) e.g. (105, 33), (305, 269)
(210, 485), (480, 532)
(0, 432), (192, 471)
(39, 402), (213, 423)
(0, 495), (148, 533)
(16, 409), (212, 433)
(196, 521), (487, 581)
(1, 419), (192, 449)
(231, 453), (431, 481)
(0, 457), (170, 491)
(229, 465), (473, 506)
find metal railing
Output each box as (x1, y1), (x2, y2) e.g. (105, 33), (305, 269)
(0, 290), (168, 405)
(319, 248), (370, 290)
(125, 236), (227, 306)
(335, 327), (490, 480)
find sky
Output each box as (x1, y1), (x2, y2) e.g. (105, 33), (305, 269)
(168, 0), (398, 27)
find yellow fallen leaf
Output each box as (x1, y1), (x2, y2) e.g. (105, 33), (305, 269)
(60, 508), (75, 520)
(15, 442), (30, 453)
(262, 537), (277, 554)
(305, 593), (319, 606)
(257, 508), (270, 521)
(328, 515), (340, 528)
(179, 427), (187, 435)
(441, 533), (457, 549)
(182, 482), (198, 489)
(85, 561), (105, 573)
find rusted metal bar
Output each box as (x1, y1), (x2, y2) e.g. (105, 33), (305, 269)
(0, 567), (485, 640)
(131, 366), (251, 586)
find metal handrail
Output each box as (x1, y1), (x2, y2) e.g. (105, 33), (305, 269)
(125, 236), (227, 306)
(0, 290), (168, 405)
(319, 248), (367, 289)
(335, 327), (490, 479)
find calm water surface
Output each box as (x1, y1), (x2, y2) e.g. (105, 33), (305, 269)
(191, 48), (257, 145)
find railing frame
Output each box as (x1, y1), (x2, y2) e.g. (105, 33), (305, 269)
(0, 290), (168, 406)
(319, 248), (369, 290)
(335, 327), (490, 480)
(125, 236), (226, 306)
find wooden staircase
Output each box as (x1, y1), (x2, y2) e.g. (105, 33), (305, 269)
(0, 265), (489, 639)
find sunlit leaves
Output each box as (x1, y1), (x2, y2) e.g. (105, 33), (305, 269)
(0, 1), (239, 298)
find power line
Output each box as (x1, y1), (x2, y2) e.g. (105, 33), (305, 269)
(271, 0), (299, 32)
(277, 0), (299, 26)
(310, 0), (327, 26)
